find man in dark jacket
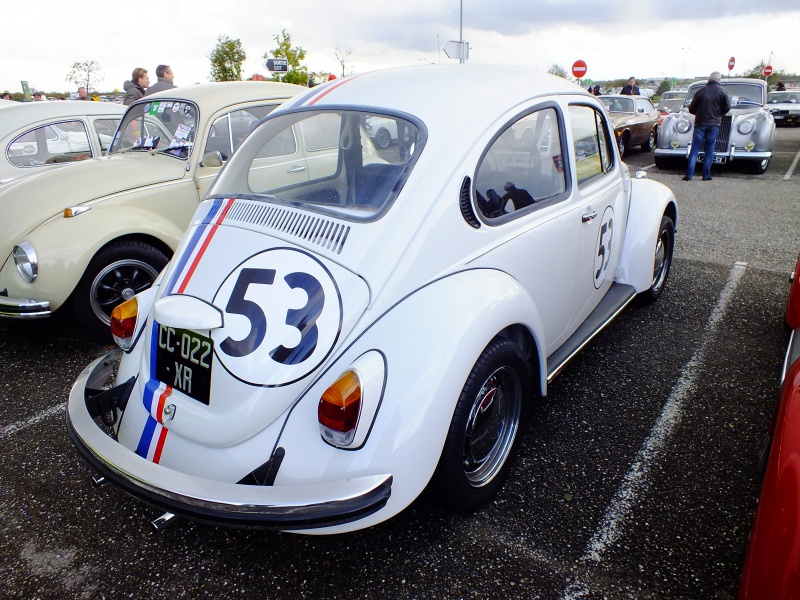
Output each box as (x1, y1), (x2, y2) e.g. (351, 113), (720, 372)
(143, 65), (176, 96)
(620, 77), (640, 95)
(684, 71), (731, 181)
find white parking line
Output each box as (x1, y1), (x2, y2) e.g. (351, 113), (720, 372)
(784, 151), (800, 180)
(0, 403), (65, 441)
(562, 261), (748, 599)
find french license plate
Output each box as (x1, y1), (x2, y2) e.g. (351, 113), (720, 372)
(698, 154), (726, 164)
(775, 115), (785, 120)
(154, 324), (213, 405)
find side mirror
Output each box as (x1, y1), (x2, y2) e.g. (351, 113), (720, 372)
(200, 150), (223, 168)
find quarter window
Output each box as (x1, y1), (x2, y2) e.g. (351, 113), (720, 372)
(7, 120), (93, 167)
(568, 105), (615, 187)
(474, 107), (566, 220)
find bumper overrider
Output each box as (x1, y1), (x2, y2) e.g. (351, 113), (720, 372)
(67, 351), (393, 530)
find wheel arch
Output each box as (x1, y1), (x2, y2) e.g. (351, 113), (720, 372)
(616, 178), (678, 293)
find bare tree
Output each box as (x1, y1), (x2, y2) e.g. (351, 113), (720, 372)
(334, 41), (355, 77)
(66, 61), (104, 93)
(547, 64), (567, 79)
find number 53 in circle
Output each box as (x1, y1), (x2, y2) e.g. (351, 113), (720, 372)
(211, 248), (343, 387)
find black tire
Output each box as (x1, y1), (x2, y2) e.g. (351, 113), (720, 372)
(654, 155), (675, 170)
(641, 129), (655, 152)
(70, 240), (168, 340)
(373, 128), (391, 150)
(433, 337), (531, 510)
(640, 215), (674, 303)
(617, 133), (627, 157)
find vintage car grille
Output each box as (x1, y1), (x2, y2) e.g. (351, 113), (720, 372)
(225, 201), (351, 254)
(715, 116), (732, 152)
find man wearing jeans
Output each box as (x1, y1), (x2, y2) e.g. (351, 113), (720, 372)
(684, 71), (731, 181)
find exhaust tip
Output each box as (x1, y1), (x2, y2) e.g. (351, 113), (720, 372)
(152, 512), (177, 532)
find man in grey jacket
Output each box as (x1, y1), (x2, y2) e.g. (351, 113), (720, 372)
(143, 65), (176, 96)
(684, 71), (731, 181)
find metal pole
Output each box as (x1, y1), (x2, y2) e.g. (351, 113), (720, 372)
(459, 0), (464, 64)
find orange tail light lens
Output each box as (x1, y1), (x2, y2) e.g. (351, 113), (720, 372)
(318, 370), (362, 446)
(110, 297), (139, 350)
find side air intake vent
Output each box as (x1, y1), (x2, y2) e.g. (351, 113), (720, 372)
(460, 176), (480, 228)
(226, 202), (350, 254)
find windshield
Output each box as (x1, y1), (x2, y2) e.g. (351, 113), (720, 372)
(600, 97), (634, 113)
(685, 82), (763, 108)
(109, 99), (198, 158)
(768, 92), (800, 104)
(210, 109), (423, 221)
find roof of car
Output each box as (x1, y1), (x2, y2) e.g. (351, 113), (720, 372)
(275, 64), (590, 134)
(0, 100), (127, 138)
(688, 78), (767, 88)
(140, 81), (307, 114)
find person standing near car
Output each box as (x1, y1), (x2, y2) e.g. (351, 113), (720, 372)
(683, 71), (731, 181)
(620, 77), (640, 95)
(122, 68), (149, 105)
(143, 65), (176, 96)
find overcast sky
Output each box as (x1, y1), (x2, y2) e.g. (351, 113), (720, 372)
(2, 1), (798, 94)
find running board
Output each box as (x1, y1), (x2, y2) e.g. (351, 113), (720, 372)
(546, 283), (637, 382)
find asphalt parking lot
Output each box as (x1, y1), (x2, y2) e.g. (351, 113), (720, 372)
(1, 127), (799, 599)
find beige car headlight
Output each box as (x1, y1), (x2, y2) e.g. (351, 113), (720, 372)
(13, 241), (38, 283)
(737, 119), (755, 135)
(676, 118), (692, 134)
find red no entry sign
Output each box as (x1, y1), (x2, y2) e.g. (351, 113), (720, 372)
(728, 57), (735, 70)
(764, 65), (773, 76)
(572, 60), (587, 79)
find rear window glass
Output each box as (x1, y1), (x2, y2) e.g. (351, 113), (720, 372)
(210, 110), (424, 222)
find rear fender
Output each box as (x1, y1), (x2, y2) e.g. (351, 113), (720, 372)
(274, 268), (547, 530)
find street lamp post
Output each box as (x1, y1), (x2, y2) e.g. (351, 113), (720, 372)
(681, 46), (690, 84)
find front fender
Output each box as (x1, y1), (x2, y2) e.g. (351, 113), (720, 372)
(5, 206), (184, 311)
(274, 268), (547, 532)
(616, 178), (678, 293)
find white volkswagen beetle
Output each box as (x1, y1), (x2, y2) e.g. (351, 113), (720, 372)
(68, 65), (678, 534)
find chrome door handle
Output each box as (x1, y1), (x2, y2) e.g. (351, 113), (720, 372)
(286, 165), (307, 173)
(582, 210), (597, 223)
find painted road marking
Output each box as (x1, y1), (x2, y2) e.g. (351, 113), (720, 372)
(563, 261), (748, 599)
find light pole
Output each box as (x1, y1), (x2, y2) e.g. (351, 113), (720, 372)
(459, 0), (464, 64)
(681, 46), (690, 84)
(765, 51), (773, 81)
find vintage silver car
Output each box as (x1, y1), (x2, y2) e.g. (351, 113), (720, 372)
(655, 78), (775, 174)
(767, 90), (800, 126)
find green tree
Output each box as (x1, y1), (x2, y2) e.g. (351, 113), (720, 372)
(265, 30), (308, 85)
(209, 35), (246, 82)
(739, 61), (785, 87)
(66, 60), (103, 93)
(547, 64), (567, 79)
(656, 79), (672, 97)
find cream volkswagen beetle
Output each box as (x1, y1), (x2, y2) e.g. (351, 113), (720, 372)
(0, 82), (304, 338)
(68, 65), (678, 534)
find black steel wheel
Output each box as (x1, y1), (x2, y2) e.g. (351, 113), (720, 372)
(433, 337), (531, 510)
(70, 240), (168, 340)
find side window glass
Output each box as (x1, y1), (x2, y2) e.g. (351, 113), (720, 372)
(7, 121), (92, 167)
(93, 118), (121, 152)
(206, 114), (232, 160)
(569, 105), (614, 187)
(228, 105), (278, 154)
(474, 107), (566, 220)
(256, 125), (298, 158)
(301, 113), (341, 151)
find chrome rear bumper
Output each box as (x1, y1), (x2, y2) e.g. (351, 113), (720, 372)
(67, 352), (393, 530)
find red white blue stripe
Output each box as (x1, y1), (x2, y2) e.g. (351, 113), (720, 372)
(136, 197), (233, 462)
